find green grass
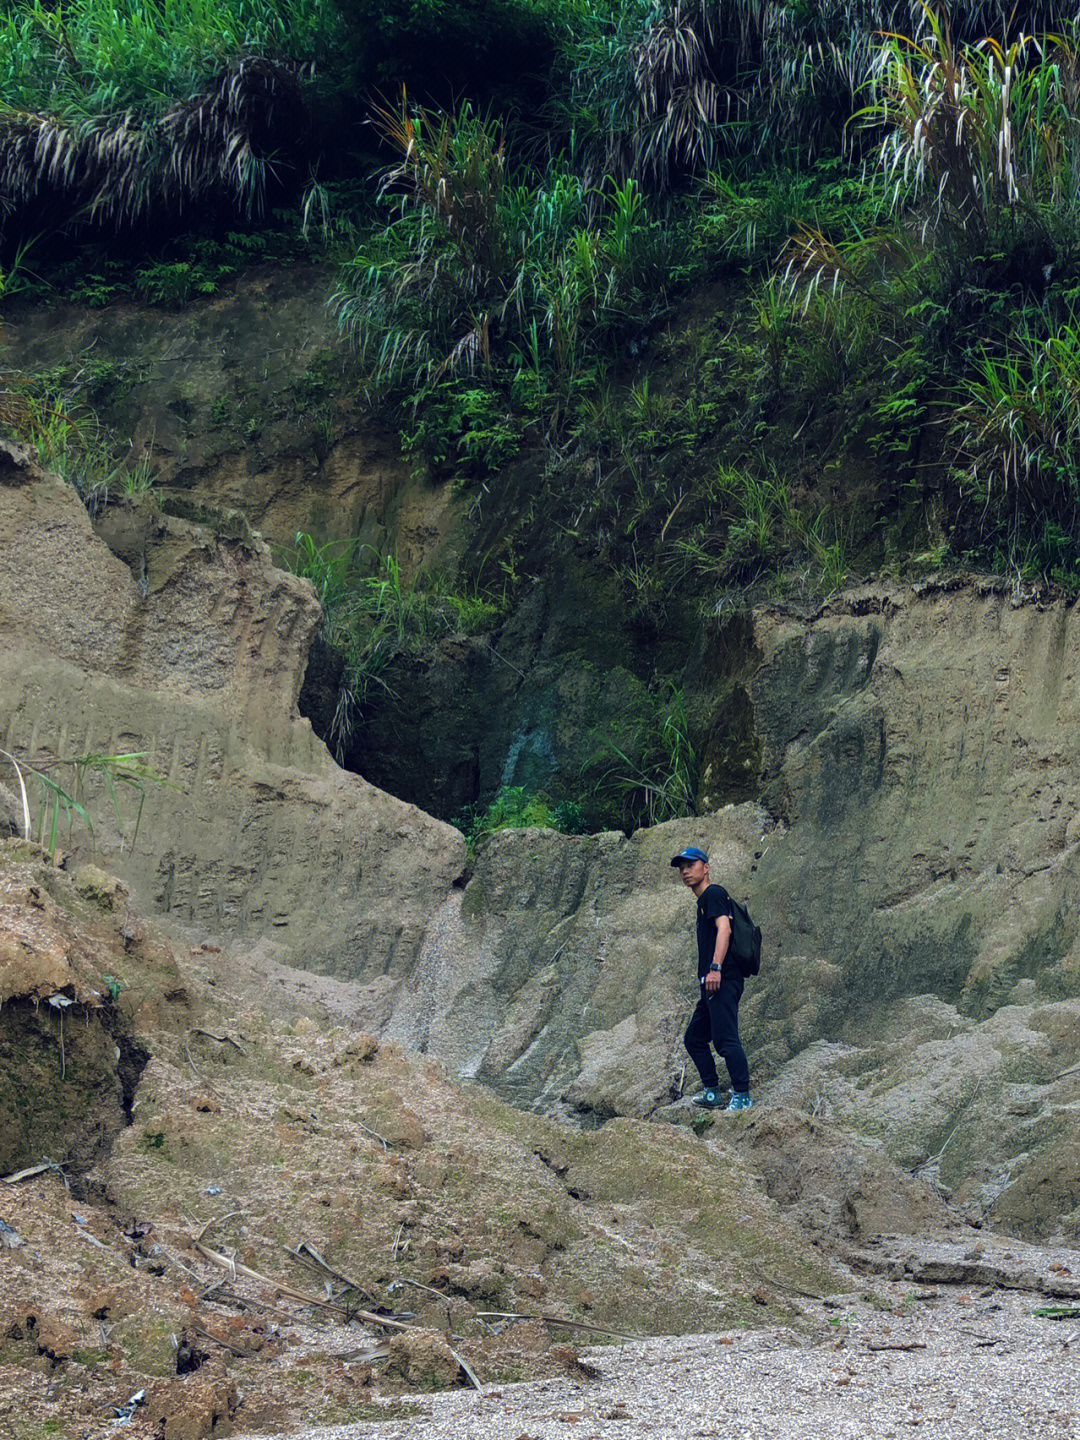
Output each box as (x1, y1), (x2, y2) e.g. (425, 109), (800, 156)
(0, 747), (172, 860)
(585, 684), (699, 833)
(0, 0), (327, 120)
(333, 100), (673, 452)
(281, 536), (508, 760)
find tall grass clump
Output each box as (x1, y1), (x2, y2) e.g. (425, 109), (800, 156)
(866, 13), (1080, 253)
(587, 684), (700, 832)
(283, 535), (506, 758)
(766, 10), (1080, 575)
(0, 0), (327, 241)
(0, 746), (171, 860)
(560, 0), (1069, 190)
(333, 97), (672, 464)
(952, 318), (1080, 559)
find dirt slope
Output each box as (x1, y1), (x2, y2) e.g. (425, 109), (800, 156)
(5, 840), (938, 1439)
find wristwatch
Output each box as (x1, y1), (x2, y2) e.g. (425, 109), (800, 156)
(709, 962), (721, 972)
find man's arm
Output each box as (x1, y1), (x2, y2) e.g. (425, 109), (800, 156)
(704, 916), (732, 993)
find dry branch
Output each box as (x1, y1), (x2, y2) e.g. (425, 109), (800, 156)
(285, 1241), (381, 1309)
(192, 1029), (246, 1053)
(2, 1161), (55, 1185)
(193, 1238), (415, 1333)
(476, 1310), (641, 1341)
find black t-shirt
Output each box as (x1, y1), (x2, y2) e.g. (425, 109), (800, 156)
(696, 884), (734, 981)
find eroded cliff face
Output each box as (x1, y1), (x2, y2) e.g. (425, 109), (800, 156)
(0, 442), (465, 977)
(348, 581), (1080, 1233)
(5, 447), (1080, 1237)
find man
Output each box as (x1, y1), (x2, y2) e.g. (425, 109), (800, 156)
(671, 845), (753, 1112)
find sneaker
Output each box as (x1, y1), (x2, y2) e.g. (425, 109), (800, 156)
(725, 1092), (754, 1113)
(690, 1088), (724, 1109)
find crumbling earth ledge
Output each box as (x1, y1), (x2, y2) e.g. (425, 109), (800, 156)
(0, 441), (464, 978)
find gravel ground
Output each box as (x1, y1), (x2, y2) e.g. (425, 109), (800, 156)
(240, 1285), (1080, 1440)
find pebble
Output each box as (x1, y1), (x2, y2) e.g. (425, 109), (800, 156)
(237, 1288), (1080, 1440)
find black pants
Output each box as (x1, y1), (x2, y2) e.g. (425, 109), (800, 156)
(684, 971), (749, 1094)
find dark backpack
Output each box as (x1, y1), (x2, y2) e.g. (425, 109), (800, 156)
(729, 897), (762, 975)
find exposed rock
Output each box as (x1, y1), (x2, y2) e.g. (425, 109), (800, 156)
(0, 849), (145, 1175)
(72, 864), (129, 912)
(34, 1315), (81, 1361)
(147, 1372), (238, 1440)
(0, 439), (45, 487)
(1, 273), (451, 561)
(9, 443), (1080, 1241)
(385, 1328), (461, 1389)
(0, 469), (464, 975)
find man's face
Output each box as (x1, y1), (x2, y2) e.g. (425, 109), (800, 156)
(677, 859), (707, 888)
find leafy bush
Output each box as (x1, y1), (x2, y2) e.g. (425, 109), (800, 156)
(0, 0), (322, 242)
(456, 786), (587, 850)
(0, 364), (153, 513)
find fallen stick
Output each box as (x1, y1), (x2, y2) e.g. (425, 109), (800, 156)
(209, 1286), (312, 1325)
(286, 1241), (381, 1308)
(2, 1162), (55, 1185)
(192, 1029), (246, 1054)
(192, 1324), (248, 1357)
(198, 1241), (481, 1389)
(864, 1341), (928, 1352)
(357, 1121), (389, 1152)
(476, 1311), (641, 1341)
(396, 1277), (453, 1302)
(451, 1345), (483, 1391)
(74, 1225), (108, 1250)
(194, 1240), (415, 1332)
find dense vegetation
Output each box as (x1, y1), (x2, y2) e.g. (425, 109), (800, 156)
(6, 1), (1080, 829)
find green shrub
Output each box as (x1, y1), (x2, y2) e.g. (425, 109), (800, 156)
(401, 381), (524, 481)
(456, 786), (587, 850)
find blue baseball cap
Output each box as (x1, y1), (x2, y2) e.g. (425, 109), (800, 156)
(670, 846), (708, 867)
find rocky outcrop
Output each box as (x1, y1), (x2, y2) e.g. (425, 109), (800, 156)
(1, 269), (455, 563)
(0, 844), (149, 1175)
(0, 443), (464, 975)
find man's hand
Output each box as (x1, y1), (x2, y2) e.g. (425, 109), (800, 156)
(706, 915), (732, 995)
